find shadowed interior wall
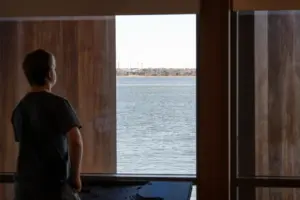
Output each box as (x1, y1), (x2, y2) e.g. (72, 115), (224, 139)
(0, 19), (116, 200)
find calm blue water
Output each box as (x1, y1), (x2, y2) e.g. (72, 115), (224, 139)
(116, 76), (196, 199)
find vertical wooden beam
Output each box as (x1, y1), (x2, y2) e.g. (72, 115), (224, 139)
(254, 11), (269, 200)
(198, 0), (230, 199)
(0, 21), (20, 200)
(230, 11), (237, 200)
(237, 11), (256, 200)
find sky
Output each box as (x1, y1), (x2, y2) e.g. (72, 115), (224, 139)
(116, 14), (196, 69)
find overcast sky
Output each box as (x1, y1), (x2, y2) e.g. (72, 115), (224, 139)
(116, 14), (196, 68)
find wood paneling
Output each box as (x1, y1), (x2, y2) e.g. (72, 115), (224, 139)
(0, 0), (199, 17)
(266, 11), (300, 199)
(0, 22), (20, 174)
(254, 11), (270, 200)
(0, 23), (20, 200)
(0, 19), (116, 200)
(198, 0), (229, 199)
(237, 10), (300, 199)
(254, 11), (299, 177)
(233, 0), (300, 11)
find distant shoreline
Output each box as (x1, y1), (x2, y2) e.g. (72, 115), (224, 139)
(116, 68), (196, 77)
(117, 75), (196, 77)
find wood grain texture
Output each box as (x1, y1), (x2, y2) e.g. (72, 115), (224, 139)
(0, 0), (199, 17)
(254, 11), (300, 199)
(0, 19), (116, 200)
(0, 22), (20, 200)
(233, 0), (300, 10)
(254, 11), (270, 200)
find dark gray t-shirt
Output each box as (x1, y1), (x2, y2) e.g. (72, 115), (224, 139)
(11, 91), (81, 185)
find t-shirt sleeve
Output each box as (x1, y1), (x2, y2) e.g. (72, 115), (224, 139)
(57, 100), (82, 134)
(11, 108), (22, 142)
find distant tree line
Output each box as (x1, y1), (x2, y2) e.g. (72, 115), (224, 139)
(116, 68), (196, 76)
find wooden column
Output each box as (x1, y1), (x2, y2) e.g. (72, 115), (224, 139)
(0, 21), (21, 200)
(198, 0), (229, 199)
(0, 19), (116, 200)
(237, 12), (255, 200)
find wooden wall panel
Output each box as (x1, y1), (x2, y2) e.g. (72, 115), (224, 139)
(0, 0), (199, 17)
(0, 22), (20, 200)
(0, 19), (116, 200)
(254, 11), (270, 200)
(233, 0), (300, 11)
(254, 11), (298, 176)
(252, 11), (300, 200)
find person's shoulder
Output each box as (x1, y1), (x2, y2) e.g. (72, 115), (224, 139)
(11, 99), (24, 122)
(48, 93), (68, 102)
(12, 102), (21, 116)
(13, 95), (28, 112)
(23, 92), (71, 108)
(49, 93), (72, 107)
(12, 93), (35, 116)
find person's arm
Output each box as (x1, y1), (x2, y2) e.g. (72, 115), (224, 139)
(11, 107), (22, 143)
(67, 127), (83, 181)
(58, 99), (83, 190)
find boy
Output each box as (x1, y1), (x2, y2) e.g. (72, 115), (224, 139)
(11, 49), (83, 200)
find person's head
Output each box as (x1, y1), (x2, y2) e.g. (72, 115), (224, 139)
(22, 49), (57, 89)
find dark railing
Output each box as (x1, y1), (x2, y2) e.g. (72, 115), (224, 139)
(0, 172), (197, 184)
(237, 176), (300, 188)
(4, 172), (300, 188)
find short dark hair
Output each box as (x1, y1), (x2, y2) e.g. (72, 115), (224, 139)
(22, 49), (53, 86)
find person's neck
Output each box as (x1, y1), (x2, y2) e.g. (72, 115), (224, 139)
(30, 85), (51, 93)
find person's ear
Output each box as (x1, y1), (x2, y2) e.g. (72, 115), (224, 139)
(48, 68), (57, 86)
(47, 71), (53, 82)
